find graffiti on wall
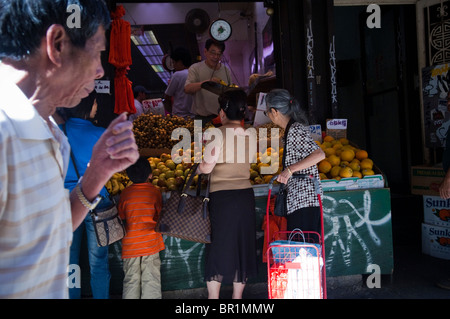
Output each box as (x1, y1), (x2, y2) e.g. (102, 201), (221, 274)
(161, 236), (205, 290)
(322, 190), (392, 274)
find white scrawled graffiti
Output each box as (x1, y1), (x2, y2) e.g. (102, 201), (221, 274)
(322, 190), (391, 271)
(306, 19), (314, 79)
(329, 35), (337, 104)
(162, 236), (204, 288)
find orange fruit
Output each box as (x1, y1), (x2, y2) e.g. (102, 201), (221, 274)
(339, 166), (353, 178)
(330, 165), (341, 178)
(360, 158), (373, 170)
(324, 147), (336, 157)
(318, 160), (332, 174)
(328, 154), (341, 166)
(339, 137), (350, 145)
(356, 150), (369, 161)
(362, 168), (375, 176)
(340, 149), (355, 162)
(323, 135), (334, 142)
(319, 173), (328, 180)
(352, 171), (362, 178)
(348, 161), (361, 172)
(332, 143), (343, 150)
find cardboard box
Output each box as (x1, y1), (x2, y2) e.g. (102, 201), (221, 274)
(411, 165), (445, 196)
(423, 195), (450, 227)
(422, 223), (450, 260)
(321, 174), (385, 192)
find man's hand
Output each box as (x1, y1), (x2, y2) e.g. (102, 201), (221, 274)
(89, 112), (139, 180)
(440, 171), (450, 199)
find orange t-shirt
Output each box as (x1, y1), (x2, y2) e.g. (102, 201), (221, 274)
(118, 183), (165, 259)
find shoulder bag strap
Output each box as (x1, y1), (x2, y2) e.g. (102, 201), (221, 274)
(62, 124), (113, 204)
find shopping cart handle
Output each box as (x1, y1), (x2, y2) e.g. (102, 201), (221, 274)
(268, 175), (279, 190)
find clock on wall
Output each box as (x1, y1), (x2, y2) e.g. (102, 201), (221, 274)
(209, 19), (232, 42)
(162, 54), (174, 72)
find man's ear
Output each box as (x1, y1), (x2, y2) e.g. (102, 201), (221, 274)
(45, 24), (68, 67)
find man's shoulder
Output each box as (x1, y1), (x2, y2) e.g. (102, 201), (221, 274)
(172, 69), (189, 80)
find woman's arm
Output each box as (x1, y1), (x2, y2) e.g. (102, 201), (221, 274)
(276, 148), (325, 184)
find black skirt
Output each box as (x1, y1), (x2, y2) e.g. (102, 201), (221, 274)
(286, 206), (321, 234)
(204, 188), (257, 284)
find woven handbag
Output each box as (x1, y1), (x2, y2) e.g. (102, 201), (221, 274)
(155, 164), (211, 243)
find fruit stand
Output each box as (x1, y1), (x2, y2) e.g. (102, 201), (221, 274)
(94, 114), (394, 295)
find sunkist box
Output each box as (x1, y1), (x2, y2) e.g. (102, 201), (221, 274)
(411, 165), (445, 196)
(423, 195), (450, 227)
(422, 223), (450, 260)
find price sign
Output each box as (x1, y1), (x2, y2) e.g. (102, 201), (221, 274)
(326, 119), (347, 139)
(94, 80), (110, 94)
(326, 119), (347, 130)
(309, 124), (322, 142)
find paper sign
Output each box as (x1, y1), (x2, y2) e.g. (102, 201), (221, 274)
(143, 98), (165, 116)
(94, 80), (110, 94)
(253, 93), (271, 127)
(309, 124), (322, 142)
(326, 119), (347, 130)
(326, 118), (347, 139)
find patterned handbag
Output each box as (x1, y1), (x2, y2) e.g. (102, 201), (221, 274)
(155, 164), (211, 243)
(90, 202), (126, 247)
(64, 123), (126, 247)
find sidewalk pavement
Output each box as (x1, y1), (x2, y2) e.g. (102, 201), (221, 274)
(161, 243), (450, 299)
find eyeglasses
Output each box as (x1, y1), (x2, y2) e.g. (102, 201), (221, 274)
(264, 108), (274, 117)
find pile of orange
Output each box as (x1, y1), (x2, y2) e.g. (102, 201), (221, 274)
(317, 135), (375, 181)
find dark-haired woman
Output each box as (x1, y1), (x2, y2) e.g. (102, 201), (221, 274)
(198, 89), (257, 299)
(60, 91), (112, 299)
(265, 88), (325, 234)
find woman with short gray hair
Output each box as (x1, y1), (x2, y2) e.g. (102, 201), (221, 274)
(265, 89), (325, 233)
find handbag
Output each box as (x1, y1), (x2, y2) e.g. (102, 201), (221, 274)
(274, 174), (310, 217)
(155, 163), (211, 243)
(65, 124), (126, 247)
(274, 184), (287, 217)
(90, 201), (126, 247)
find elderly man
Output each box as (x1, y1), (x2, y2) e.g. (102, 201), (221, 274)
(0, 0), (139, 298)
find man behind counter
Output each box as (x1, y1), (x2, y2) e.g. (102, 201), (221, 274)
(184, 39), (232, 126)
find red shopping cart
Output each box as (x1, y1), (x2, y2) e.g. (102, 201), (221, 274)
(265, 174), (327, 299)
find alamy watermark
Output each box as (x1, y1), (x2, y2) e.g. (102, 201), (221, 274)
(67, 264), (81, 288)
(66, 4), (81, 29)
(170, 120), (280, 175)
(366, 4), (381, 29)
(366, 264), (381, 288)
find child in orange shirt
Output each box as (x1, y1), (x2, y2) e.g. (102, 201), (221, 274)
(118, 157), (165, 299)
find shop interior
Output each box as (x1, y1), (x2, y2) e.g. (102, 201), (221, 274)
(102, 2), (423, 194)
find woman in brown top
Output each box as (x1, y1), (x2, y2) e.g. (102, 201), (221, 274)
(198, 89), (257, 299)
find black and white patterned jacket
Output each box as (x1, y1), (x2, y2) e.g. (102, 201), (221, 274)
(283, 121), (323, 215)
